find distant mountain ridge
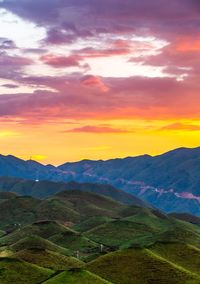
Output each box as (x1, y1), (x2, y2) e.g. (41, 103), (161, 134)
(0, 147), (200, 215)
(0, 176), (146, 207)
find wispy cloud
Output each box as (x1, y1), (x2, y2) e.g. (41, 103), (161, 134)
(160, 123), (200, 132)
(66, 125), (132, 134)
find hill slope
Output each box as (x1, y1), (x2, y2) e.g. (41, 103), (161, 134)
(0, 190), (200, 283)
(87, 247), (200, 284)
(0, 176), (146, 206)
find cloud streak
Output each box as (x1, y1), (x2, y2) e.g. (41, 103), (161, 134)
(66, 125), (131, 133)
(160, 123), (200, 132)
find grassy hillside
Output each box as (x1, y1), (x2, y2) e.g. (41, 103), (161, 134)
(43, 268), (112, 284)
(0, 230), (5, 237)
(0, 189), (200, 283)
(0, 196), (39, 231)
(15, 249), (83, 270)
(49, 230), (99, 255)
(0, 221), (75, 246)
(85, 220), (154, 249)
(36, 198), (80, 223)
(157, 220), (200, 246)
(10, 235), (70, 256)
(54, 190), (124, 218)
(150, 242), (200, 276)
(87, 248), (200, 284)
(74, 216), (114, 233)
(0, 257), (53, 284)
(0, 190), (126, 231)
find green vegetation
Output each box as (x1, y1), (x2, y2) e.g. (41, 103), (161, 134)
(0, 221), (75, 246)
(0, 230), (5, 237)
(74, 216), (114, 233)
(36, 198), (80, 223)
(43, 268), (112, 284)
(0, 189), (200, 283)
(87, 248), (200, 284)
(0, 257), (53, 284)
(150, 242), (200, 276)
(15, 249), (83, 270)
(49, 231), (99, 255)
(10, 235), (70, 256)
(0, 189), (126, 231)
(0, 196), (39, 231)
(55, 190), (124, 218)
(85, 219), (154, 248)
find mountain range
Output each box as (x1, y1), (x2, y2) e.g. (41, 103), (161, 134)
(0, 147), (200, 216)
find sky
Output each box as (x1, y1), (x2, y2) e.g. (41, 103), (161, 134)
(0, 0), (200, 164)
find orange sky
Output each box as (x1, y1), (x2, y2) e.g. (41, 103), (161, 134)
(0, 1), (200, 164)
(1, 118), (200, 165)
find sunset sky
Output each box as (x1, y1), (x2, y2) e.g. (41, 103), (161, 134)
(0, 0), (200, 164)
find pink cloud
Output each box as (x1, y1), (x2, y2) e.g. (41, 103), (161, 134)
(140, 37), (200, 78)
(0, 0), (200, 125)
(41, 54), (83, 68)
(0, 74), (199, 125)
(81, 75), (109, 92)
(66, 125), (131, 133)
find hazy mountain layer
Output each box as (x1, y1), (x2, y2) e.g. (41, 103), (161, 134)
(0, 147), (200, 215)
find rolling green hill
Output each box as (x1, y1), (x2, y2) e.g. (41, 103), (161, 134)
(54, 190), (124, 218)
(0, 195), (39, 231)
(43, 268), (112, 284)
(10, 235), (70, 256)
(0, 257), (53, 284)
(0, 189), (200, 283)
(84, 219), (154, 249)
(150, 242), (200, 276)
(0, 190), (126, 231)
(0, 221), (75, 246)
(14, 249), (83, 270)
(87, 248), (200, 284)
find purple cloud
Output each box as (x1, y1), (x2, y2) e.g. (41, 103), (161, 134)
(1, 84), (19, 89)
(1, 0), (200, 42)
(0, 38), (16, 49)
(0, 0), (200, 126)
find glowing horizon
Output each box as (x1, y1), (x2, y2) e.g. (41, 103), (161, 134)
(0, 1), (200, 164)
